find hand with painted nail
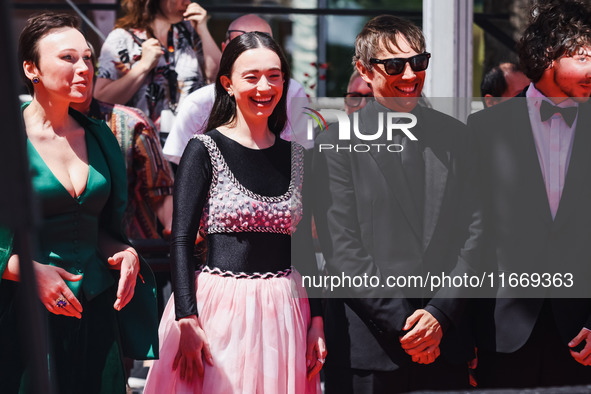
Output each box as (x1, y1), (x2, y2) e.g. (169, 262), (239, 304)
(107, 248), (139, 310)
(34, 262), (83, 318)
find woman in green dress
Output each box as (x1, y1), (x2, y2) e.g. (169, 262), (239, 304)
(0, 12), (158, 393)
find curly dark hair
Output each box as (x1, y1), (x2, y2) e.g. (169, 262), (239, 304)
(518, 0), (591, 83)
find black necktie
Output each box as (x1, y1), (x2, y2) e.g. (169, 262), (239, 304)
(540, 100), (577, 127)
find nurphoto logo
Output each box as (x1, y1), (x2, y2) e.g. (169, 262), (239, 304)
(308, 109), (418, 153)
(303, 107), (328, 132)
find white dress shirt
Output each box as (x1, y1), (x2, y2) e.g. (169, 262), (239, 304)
(526, 83), (578, 219)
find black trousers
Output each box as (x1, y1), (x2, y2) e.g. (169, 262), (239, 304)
(325, 357), (470, 394)
(477, 300), (591, 389)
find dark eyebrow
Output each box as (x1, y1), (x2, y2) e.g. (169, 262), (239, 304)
(242, 67), (282, 74)
(59, 48), (92, 53)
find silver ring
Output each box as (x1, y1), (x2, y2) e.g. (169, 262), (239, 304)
(317, 358), (325, 364)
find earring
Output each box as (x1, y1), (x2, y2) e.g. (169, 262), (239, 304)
(227, 90), (233, 96)
(32, 77), (40, 84)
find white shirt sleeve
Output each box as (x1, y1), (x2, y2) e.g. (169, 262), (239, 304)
(282, 78), (313, 149)
(163, 84), (216, 164)
(97, 28), (137, 81)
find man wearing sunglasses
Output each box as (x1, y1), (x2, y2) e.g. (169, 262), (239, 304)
(312, 15), (482, 393)
(163, 14), (310, 165)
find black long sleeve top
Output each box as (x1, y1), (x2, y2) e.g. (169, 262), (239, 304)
(170, 130), (321, 320)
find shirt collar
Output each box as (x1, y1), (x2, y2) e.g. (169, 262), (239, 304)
(526, 82), (578, 108)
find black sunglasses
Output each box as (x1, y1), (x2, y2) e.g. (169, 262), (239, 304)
(369, 52), (431, 76)
(225, 29), (271, 41)
(344, 91), (373, 108)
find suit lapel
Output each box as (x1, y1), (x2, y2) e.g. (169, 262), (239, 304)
(362, 102), (423, 241)
(553, 102), (591, 228)
(422, 141), (449, 251)
(408, 105), (450, 251)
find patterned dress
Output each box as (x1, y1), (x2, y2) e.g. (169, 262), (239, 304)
(97, 22), (206, 132)
(144, 131), (321, 393)
(88, 100), (174, 239)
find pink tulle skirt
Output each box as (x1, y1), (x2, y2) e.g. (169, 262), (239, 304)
(144, 269), (321, 394)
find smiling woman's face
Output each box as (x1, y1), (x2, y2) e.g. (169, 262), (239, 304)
(27, 27), (92, 103)
(221, 47), (284, 123)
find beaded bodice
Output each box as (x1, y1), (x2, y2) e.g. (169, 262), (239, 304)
(195, 134), (304, 235)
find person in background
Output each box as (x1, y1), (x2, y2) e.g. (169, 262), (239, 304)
(144, 32), (326, 393)
(0, 12), (158, 394)
(71, 68), (174, 241)
(72, 67), (176, 336)
(469, 0), (591, 388)
(94, 0), (221, 140)
(344, 69), (373, 114)
(480, 62), (530, 108)
(163, 13), (311, 165)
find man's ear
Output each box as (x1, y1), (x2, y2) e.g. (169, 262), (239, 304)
(483, 94), (500, 108)
(356, 60), (373, 84)
(23, 60), (39, 82)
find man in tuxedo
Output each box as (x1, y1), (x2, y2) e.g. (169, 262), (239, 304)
(312, 15), (482, 393)
(468, 0), (591, 387)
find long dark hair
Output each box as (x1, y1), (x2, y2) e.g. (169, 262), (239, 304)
(205, 32), (291, 136)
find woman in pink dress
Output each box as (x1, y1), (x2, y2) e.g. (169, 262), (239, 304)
(145, 31), (326, 393)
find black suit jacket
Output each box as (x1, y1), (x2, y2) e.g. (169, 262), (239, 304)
(467, 92), (591, 353)
(312, 101), (482, 370)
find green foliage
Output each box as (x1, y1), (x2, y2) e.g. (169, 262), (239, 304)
(326, 44), (357, 97)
